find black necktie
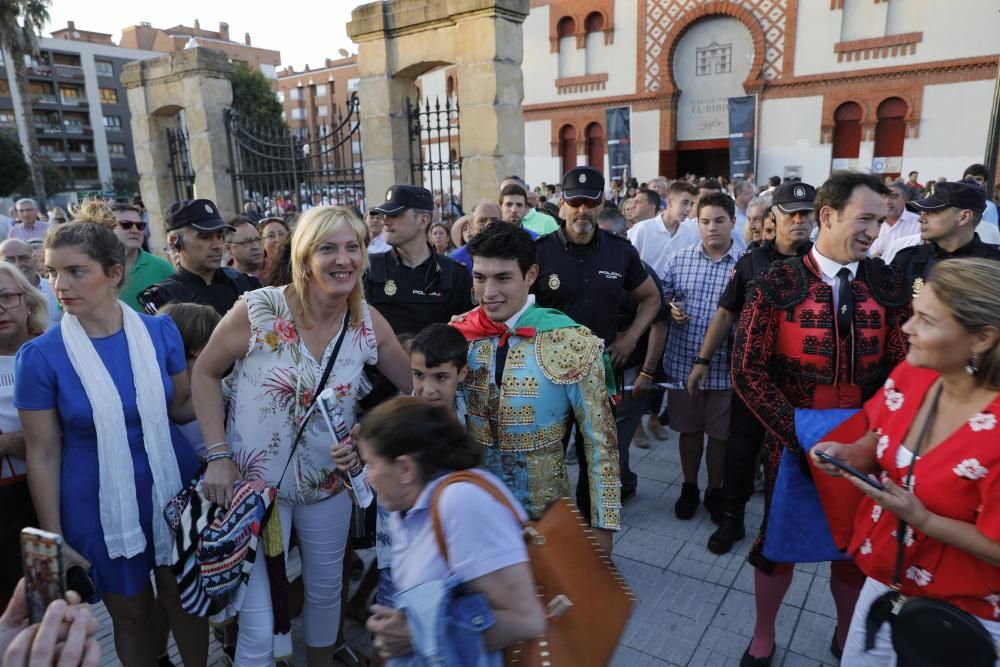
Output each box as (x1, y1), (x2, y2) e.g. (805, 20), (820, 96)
(495, 341), (508, 386)
(836, 267), (853, 339)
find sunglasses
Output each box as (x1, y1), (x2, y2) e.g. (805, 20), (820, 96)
(118, 221), (147, 231)
(564, 197), (603, 209)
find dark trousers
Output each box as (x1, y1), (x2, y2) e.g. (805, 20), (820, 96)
(613, 368), (644, 495)
(720, 391), (766, 514)
(1, 478), (37, 603)
(566, 398), (618, 525)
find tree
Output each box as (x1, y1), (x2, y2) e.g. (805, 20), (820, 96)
(230, 61), (284, 129)
(0, 130), (28, 195)
(110, 172), (140, 199)
(0, 0), (51, 206)
(15, 157), (66, 196)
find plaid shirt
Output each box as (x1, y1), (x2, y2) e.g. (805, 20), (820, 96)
(660, 242), (743, 390)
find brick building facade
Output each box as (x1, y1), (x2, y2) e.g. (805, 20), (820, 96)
(521, 0), (1000, 186)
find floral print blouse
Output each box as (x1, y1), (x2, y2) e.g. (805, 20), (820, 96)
(227, 287), (378, 504)
(850, 361), (1000, 619)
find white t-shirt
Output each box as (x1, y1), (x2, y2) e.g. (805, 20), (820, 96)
(869, 211), (920, 257)
(389, 469), (529, 593)
(0, 355), (25, 478)
(627, 215), (700, 278)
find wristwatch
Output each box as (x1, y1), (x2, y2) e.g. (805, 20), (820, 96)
(693, 355), (710, 366)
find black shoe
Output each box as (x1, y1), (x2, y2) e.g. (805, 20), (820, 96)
(707, 511), (746, 555)
(158, 656), (175, 667)
(830, 630), (843, 660)
(703, 488), (725, 524)
(621, 487), (637, 504)
(740, 642), (775, 667)
(674, 483), (700, 520)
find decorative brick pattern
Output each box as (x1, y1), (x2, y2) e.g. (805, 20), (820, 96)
(760, 55), (999, 144)
(541, 0), (616, 53)
(834, 32), (922, 63)
(642, 0), (787, 92)
(556, 73), (608, 94)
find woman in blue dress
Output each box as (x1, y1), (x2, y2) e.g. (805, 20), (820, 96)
(15, 222), (206, 666)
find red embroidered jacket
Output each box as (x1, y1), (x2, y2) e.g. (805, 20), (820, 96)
(731, 253), (910, 452)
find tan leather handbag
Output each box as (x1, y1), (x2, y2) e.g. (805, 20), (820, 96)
(431, 471), (635, 667)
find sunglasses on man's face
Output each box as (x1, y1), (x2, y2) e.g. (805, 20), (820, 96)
(118, 221), (147, 231)
(564, 197), (603, 209)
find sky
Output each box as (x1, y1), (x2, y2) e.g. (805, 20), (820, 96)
(44, 0), (357, 71)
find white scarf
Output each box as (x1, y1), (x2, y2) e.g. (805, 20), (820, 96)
(61, 303), (182, 565)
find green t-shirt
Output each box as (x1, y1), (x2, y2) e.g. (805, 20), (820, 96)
(522, 208), (559, 236)
(121, 249), (176, 312)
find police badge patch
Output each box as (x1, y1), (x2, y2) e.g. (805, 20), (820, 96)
(912, 276), (924, 297)
(548, 273), (560, 290)
(384, 279), (397, 296)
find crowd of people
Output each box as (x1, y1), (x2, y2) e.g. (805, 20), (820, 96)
(1, 158), (999, 667)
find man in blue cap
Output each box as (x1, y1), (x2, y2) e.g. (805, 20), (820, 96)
(138, 198), (260, 316)
(363, 185), (473, 335)
(890, 180), (1000, 296)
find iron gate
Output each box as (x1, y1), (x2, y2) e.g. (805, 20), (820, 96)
(224, 91), (364, 216)
(407, 95), (461, 219)
(166, 126), (194, 202)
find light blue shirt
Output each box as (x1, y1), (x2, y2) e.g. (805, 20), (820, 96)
(389, 469), (528, 594)
(984, 200), (998, 226)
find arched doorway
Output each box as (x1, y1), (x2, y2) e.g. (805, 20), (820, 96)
(873, 97), (907, 179)
(559, 124), (578, 175)
(585, 122), (604, 173)
(831, 101), (862, 170)
(671, 16), (754, 179)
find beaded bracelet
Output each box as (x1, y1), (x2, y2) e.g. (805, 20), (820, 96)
(204, 450), (234, 463)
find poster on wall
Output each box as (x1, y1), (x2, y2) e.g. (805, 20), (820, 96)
(673, 17), (754, 141)
(728, 95), (755, 181)
(606, 106), (632, 183)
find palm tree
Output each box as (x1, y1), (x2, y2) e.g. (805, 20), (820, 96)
(0, 0), (51, 206)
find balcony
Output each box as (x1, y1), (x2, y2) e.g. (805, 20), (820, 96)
(25, 64), (52, 77)
(34, 122), (62, 134)
(31, 94), (58, 104)
(109, 152), (129, 161)
(59, 96), (87, 107)
(67, 151), (93, 162)
(44, 152), (67, 162)
(62, 124), (91, 135)
(54, 64), (84, 79)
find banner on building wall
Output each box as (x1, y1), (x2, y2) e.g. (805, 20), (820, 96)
(727, 95), (755, 181)
(606, 106), (632, 183)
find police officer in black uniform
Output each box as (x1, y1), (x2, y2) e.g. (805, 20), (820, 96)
(686, 181), (817, 555)
(363, 185), (474, 335)
(138, 199), (261, 316)
(890, 179), (1000, 296)
(534, 166), (661, 521)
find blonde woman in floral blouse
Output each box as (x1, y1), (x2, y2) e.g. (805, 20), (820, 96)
(192, 206), (412, 666)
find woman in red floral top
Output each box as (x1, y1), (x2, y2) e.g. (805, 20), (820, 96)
(812, 258), (1000, 665)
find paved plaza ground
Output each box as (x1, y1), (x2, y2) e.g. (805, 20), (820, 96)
(96, 424), (844, 666)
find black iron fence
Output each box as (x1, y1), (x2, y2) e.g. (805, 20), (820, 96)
(224, 92), (364, 216)
(407, 95), (462, 219)
(165, 125), (194, 202)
